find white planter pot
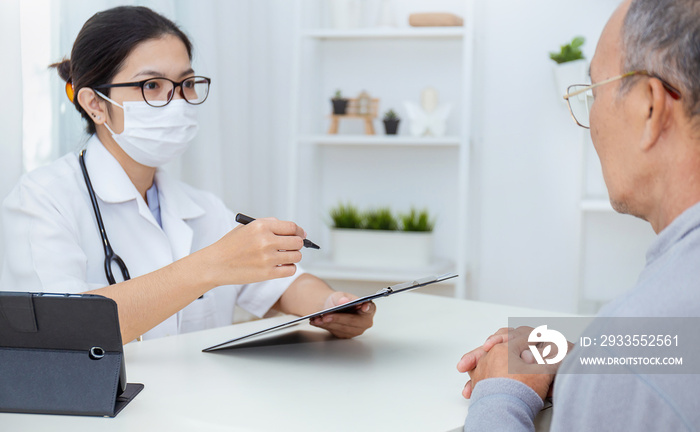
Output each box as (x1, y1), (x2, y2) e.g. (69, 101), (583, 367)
(330, 0), (362, 30)
(331, 229), (433, 269)
(552, 59), (587, 100)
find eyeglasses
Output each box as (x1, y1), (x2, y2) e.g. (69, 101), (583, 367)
(93, 76), (211, 107)
(563, 70), (681, 129)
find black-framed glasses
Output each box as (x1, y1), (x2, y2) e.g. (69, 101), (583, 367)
(94, 76), (211, 107)
(563, 70), (681, 129)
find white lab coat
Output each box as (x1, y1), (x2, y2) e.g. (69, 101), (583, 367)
(0, 135), (303, 339)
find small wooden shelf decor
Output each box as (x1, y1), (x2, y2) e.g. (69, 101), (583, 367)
(328, 93), (380, 135)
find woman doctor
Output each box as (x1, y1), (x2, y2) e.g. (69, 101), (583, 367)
(0, 6), (375, 343)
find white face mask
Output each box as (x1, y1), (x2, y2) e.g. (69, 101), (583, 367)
(95, 91), (199, 167)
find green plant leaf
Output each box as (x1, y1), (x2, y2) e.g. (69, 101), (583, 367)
(363, 207), (398, 231)
(383, 109), (399, 120)
(399, 207), (435, 232)
(329, 203), (363, 229)
(549, 36), (585, 64)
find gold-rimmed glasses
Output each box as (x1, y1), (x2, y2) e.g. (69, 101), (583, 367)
(563, 70), (681, 129)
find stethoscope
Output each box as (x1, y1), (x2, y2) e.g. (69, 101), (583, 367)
(78, 149), (131, 285)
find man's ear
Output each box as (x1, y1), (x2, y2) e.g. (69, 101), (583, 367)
(639, 78), (672, 151)
(76, 87), (107, 126)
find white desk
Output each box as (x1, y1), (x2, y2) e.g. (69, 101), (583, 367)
(1, 293), (565, 431)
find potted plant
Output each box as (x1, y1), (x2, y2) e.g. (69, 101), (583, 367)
(329, 203), (371, 267)
(331, 89), (349, 115)
(549, 36), (587, 98)
(329, 204), (435, 269)
(383, 109), (400, 135)
(396, 207), (434, 266)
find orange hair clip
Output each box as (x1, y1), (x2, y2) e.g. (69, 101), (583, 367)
(65, 81), (75, 102)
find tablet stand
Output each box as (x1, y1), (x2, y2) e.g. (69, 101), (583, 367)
(0, 292), (143, 417)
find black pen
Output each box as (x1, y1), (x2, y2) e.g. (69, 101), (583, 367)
(235, 213), (321, 249)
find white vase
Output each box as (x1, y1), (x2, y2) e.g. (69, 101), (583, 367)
(330, 0), (362, 30)
(552, 59), (587, 100)
(331, 228), (433, 269)
(376, 0), (395, 28)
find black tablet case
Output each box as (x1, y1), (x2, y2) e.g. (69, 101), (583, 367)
(0, 292), (143, 417)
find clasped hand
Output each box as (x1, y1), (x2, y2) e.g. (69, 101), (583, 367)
(456, 326), (564, 400)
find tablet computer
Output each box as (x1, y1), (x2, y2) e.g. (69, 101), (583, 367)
(0, 292), (143, 417)
(203, 273), (457, 352)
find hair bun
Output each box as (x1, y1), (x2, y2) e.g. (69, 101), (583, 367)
(49, 58), (72, 83)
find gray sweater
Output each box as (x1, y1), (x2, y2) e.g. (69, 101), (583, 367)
(464, 202), (700, 431)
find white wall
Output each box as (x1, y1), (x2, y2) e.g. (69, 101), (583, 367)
(174, 0), (297, 219)
(0, 0), (24, 270)
(470, 0), (641, 312)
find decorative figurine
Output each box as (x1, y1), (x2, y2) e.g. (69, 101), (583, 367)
(404, 87), (451, 137)
(328, 91), (379, 135)
(357, 90), (371, 116)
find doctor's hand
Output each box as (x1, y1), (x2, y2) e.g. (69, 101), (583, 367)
(201, 217), (306, 286)
(309, 292), (376, 339)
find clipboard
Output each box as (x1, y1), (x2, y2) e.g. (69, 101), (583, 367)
(0, 292), (143, 417)
(203, 273), (458, 352)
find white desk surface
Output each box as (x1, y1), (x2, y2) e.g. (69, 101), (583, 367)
(1, 292), (567, 432)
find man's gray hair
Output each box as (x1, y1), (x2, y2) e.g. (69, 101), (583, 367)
(622, 0), (700, 121)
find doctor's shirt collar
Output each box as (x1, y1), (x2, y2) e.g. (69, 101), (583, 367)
(84, 135), (140, 204)
(83, 135), (205, 220)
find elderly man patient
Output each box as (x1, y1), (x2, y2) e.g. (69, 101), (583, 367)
(458, 0), (700, 430)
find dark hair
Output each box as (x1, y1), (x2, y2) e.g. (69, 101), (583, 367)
(50, 6), (193, 134)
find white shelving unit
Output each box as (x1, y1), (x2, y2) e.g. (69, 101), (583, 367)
(287, 0), (474, 298)
(299, 135), (462, 147)
(580, 198), (613, 212)
(303, 259), (455, 283)
(301, 27), (465, 40)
